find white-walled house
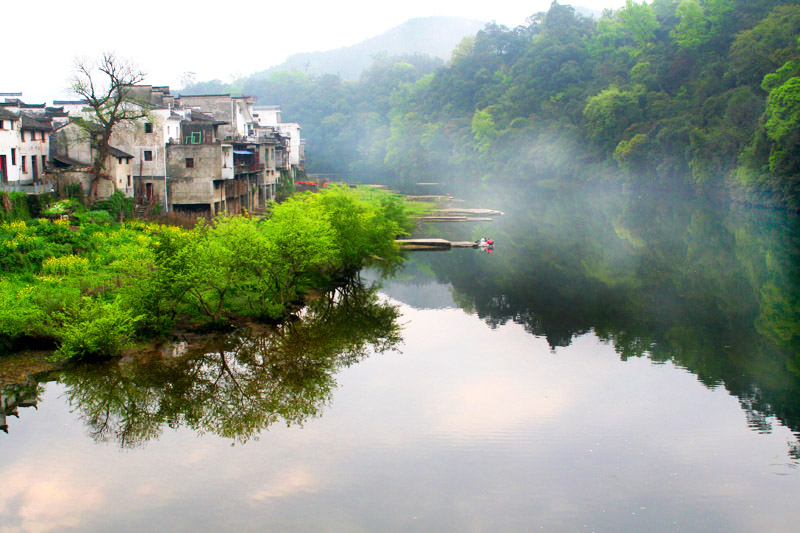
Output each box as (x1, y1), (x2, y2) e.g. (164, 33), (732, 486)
(0, 108), (20, 183)
(252, 105), (304, 172)
(18, 114), (51, 183)
(278, 123), (302, 167)
(253, 105), (281, 128)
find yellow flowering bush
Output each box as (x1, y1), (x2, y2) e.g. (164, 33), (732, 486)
(42, 255), (90, 276)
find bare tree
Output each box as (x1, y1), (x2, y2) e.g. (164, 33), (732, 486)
(70, 53), (149, 202)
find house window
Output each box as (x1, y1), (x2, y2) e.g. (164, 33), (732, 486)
(144, 150), (153, 161)
(21, 156), (26, 173)
(145, 122), (153, 133)
(41, 155), (46, 169)
(118, 157), (123, 164)
(11, 148), (16, 166)
(0, 120), (4, 129)
(20, 130), (25, 142)
(185, 158), (194, 168)
(128, 175), (132, 187)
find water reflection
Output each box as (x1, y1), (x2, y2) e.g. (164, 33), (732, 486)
(382, 186), (800, 441)
(13, 279), (401, 447)
(1, 384), (41, 433)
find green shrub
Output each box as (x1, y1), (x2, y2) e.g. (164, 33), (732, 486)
(54, 297), (142, 361)
(94, 191), (134, 221)
(0, 280), (49, 349)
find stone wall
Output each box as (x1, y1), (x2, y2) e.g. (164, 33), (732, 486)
(167, 143), (222, 181)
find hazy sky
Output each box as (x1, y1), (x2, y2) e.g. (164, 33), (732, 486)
(5, 0), (624, 104)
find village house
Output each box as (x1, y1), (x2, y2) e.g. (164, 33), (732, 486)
(44, 85), (303, 212)
(167, 93), (289, 215)
(176, 94), (255, 140)
(0, 107), (20, 184)
(253, 104), (306, 178)
(165, 110), (236, 216)
(18, 114), (51, 183)
(52, 86), (185, 203)
(0, 95), (68, 189)
(49, 121), (134, 198)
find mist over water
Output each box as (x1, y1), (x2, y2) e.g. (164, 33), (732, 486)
(376, 181), (800, 437)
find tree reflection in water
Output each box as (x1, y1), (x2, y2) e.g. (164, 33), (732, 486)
(389, 186), (800, 448)
(57, 278), (402, 448)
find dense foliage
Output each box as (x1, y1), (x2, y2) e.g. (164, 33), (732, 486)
(0, 187), (411, 361)
(199, 1), (800, 207)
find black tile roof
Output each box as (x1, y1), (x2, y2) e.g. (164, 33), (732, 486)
(0, 107), (19, 120)
(20, 113), (51, 131)
(108, 146), (134, 159)
(52, 154), (89, 168)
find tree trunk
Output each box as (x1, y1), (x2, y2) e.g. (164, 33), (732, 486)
(90, 130), (113, 203)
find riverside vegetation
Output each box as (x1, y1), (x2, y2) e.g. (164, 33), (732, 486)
(0, 187), (414, 361)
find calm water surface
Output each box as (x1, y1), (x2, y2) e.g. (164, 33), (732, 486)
(2, 187), (799, 531)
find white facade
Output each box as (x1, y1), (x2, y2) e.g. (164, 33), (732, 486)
(253, 105), (281, 127)
(18, 124), (49, 183)
(252, 106), (302, 169)
(0, 112), (21, 183)
(164, 110), (184, 144)
(233, 98), (256, 138)
(278, 123), (302, 166)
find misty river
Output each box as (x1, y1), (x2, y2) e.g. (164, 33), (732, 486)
(2, 184), (799, 531)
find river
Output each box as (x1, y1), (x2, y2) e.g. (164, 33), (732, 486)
(1, 185), (799, 531)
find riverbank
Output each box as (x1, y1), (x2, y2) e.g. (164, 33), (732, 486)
(0, 186), (415, 363)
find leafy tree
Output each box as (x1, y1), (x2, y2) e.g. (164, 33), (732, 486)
(301, 187), (404, 273)
(583, 86), (643, 150)
(614, 133), (650, 175)
(259, 199), (337, 311)
(671, 0), (711, 49)
(618, 0), (660, 51)
(764, 76), (800, 175)
(729, 5), (800, 87)
(471, 108), (498, 154)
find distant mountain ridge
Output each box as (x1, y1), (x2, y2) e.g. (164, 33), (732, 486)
(252, 17), (486, 81)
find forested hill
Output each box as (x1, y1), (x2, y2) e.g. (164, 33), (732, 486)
(190, 1), (800, 208)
